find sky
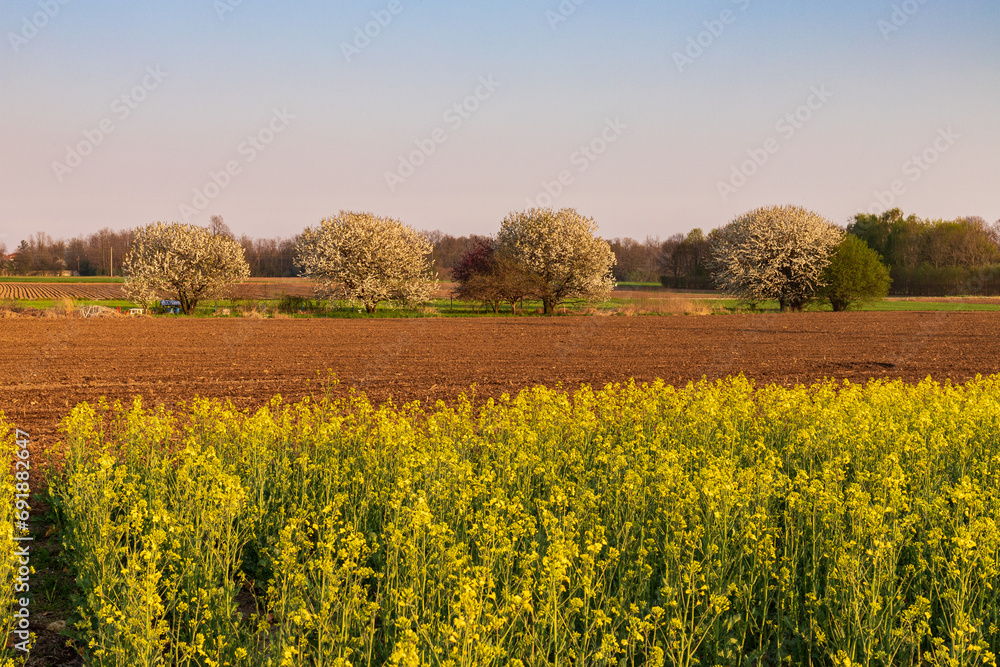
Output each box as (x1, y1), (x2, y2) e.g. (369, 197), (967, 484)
(1, 0), (998, 246)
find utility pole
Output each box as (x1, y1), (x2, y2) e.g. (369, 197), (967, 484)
(110, 247), (113, 278)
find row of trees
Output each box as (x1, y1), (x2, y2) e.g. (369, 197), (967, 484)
(446, 204), (895, 314)
(0, 229), (133, 276)
(123, 208), (618, 315)
(0, 219), (296, 278)
(10, 209), (1000, 308)
(0, 221), (700, 286)
(848, 209), (1000, 295)
(123, 204), (885, 316)
(710, 205), (891, 312)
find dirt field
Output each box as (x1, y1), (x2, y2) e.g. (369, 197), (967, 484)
(3, 311), (999, 448)
(0, 283), (124, 300)
(0, 278), (316, 301)
(0, 278), (458, 302)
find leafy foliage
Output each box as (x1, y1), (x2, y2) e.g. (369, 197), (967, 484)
(496, 208), (616, 314)
(452, 238), (537, 313)
(123, 222), (250, 314)
(818, 234), (891, 311)
(296, 211), (437, 313)
(710, 205), (843, 311)
(849, 209), (1000, 296)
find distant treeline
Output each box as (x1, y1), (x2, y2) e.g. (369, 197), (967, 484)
(0, 224), (299, 278)
(3, 209), (999, 296)
(849, 210), (1000, 296)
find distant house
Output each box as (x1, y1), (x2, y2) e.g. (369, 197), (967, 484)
(160, 299), (182, 314)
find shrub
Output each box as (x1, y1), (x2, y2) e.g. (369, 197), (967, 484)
(819, 234), (891, 310)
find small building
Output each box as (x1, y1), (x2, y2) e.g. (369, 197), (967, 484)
(159, 299), (182, 314)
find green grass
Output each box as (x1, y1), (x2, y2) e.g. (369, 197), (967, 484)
(863, 299), (1000, 311)
(6, 293), (1000, 317)
(712, 298), (1000, 313)
(614, 281), (663, 287)
(0, 276), (123, 283)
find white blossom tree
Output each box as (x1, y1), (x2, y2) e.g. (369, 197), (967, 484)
(497, 208), (616, 314)
(123, 222), (250, 315)
(295, 211), (437, 313)
(709, 205), (843, 311)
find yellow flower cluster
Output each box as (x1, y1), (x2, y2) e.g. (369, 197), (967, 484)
(0, 416), (29, 666)
(31, 375), (1000, 665)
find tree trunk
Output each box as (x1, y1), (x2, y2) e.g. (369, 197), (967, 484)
(543, 298), (555, 315)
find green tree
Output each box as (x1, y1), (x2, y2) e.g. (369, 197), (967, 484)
(11, 241), (30, 275)
(818, 235), (891, 311)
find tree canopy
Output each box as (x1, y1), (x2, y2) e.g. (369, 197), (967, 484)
(496, 208), (616, 314)
(817, 234), (891, 311)
(709, 205), (843, 311)
(123, 222), (250, 315)
(295, 211), (437, 313)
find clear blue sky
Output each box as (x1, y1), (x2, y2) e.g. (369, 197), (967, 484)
(1, 0), (998, 245)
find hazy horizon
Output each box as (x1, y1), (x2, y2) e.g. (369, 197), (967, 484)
(2, 1), (998, 245)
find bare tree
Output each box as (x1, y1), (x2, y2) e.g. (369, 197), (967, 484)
(209, 215), (234, 239)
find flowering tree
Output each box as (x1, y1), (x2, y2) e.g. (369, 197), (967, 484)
(123, 222), (250, 315)
(496, 208), (616, 314)
(295, 211), (437, 313)
(709, 205), (843, 311)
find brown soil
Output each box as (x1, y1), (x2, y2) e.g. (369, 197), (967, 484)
(0, 278), (456, 302)
(6, 311), (1000, 664)
(3, 312), (1000, 451)
(0, 283), (123, 300)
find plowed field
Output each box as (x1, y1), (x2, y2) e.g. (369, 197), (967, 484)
(0, 278), (321, 301)
(0, 278), (458, 303)
(3, 311), (1000, 449)
(0, 283), (124, 300)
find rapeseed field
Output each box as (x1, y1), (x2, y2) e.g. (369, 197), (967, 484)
(4, 375), (1000, 666)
